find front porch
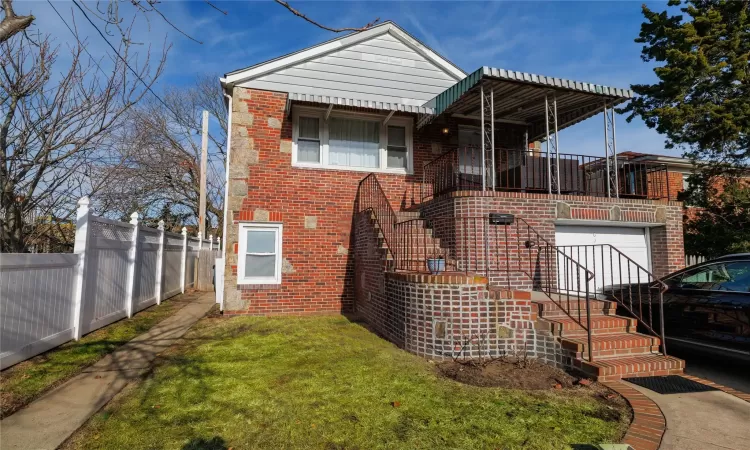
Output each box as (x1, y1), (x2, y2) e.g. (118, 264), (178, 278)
(421, 146), (671, 202)
(417, 67), (670, 202)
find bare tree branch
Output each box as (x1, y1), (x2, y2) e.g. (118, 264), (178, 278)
(0, 21), (166, 252)
(91, 76), (225, 235)
(203, 0), (228, 16)
(0, 0), (34, 44)
(274, 0), (380, 33)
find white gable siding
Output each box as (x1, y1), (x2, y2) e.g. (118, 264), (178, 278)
(238, 33), (459, 108)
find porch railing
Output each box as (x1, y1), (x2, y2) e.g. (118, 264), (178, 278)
(421, 147), (670, 201)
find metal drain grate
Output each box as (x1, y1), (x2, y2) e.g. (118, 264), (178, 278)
(623, 375), (718, 394)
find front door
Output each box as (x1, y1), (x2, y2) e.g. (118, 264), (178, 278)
(457, 128), (483, 181)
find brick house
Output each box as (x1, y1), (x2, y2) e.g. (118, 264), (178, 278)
(219, 22), (685, 380)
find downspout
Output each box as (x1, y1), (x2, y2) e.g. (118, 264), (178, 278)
(220, 86), (233, 312)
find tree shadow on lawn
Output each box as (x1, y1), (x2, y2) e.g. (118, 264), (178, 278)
(181, 436), (228, 450)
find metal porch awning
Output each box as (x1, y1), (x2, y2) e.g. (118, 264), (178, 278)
(286, 92), (435, 115)
(418, 66), (633, 140)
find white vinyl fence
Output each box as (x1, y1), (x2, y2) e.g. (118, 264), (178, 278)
(685, 254), (707, 266)
(0, 197), (219, 369)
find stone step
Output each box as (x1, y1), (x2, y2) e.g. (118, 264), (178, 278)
(560, 332), (661, 359)
(575, 354), (684, 381)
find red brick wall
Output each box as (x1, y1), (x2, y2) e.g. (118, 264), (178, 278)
(224, 87), (509, 314)
(420, 191), (685, 285)
(224, 86), (685, 315)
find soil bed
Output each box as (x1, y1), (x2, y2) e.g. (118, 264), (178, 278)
(437, 357), (578, 390)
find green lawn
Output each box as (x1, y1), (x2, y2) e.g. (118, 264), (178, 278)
(64, 315), (630, 450)
(1, 294), (185, 418)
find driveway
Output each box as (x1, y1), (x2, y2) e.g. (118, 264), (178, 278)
(668, 344), (750, 394)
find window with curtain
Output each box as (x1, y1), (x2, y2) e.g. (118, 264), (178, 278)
(329, 117), (380, 168)
(387, 125), (407, 169)
(297, 117), (320, 163)
(292, 108), (413, 173)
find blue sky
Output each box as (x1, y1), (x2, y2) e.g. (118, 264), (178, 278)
(22, 1), (680, 158)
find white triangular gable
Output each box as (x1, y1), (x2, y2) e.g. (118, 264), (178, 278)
(224, 22), (464, 109)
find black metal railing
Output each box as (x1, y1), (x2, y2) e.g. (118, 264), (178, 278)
(393, 215), (598, 361)
(356, 173), (399, 261)
(557, 244), (668, 356)
(358, 172), (668, 360)
(421, 147), (671, 201)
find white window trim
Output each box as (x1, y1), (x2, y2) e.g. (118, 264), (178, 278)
(291, 106), (414, 175)
(237, 222), (283, 285)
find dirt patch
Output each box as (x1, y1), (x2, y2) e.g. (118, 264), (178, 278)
(438, 357), (578, 390)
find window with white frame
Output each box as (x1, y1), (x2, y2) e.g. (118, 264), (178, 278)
(237, 223), (283, 284)
(292, 107), (413, 173)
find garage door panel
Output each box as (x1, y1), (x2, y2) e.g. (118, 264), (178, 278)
(555, 225), (650, 293)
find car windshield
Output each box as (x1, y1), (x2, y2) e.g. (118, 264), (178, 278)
(676, 261), (750, 292)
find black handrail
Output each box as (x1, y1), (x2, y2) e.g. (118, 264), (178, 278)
(515, 218), (596, 362)
(357, 173), (399, 266)
(556, 244), (668, 356)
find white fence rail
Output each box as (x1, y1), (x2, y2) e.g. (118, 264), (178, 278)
(685, 254), (707, 266)
(0, 197), (220, 369)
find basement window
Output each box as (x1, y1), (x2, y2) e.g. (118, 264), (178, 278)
(237, 222), (283, 285)
(292, 106), (413, 174)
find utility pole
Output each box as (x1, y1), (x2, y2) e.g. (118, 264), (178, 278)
(199, 110), (208, 239)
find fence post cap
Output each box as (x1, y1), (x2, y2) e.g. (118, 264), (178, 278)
(77, 196), (90, 207)
(181, 227), (188, 235)
(157, 220), (165, 231)
(129, 212), (139, 224)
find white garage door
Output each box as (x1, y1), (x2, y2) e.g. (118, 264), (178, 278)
(555, 225), (650, 292)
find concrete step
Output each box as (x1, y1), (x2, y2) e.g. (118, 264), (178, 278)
(575, 354), (684, 381)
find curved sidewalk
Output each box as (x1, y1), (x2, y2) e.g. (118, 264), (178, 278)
(0, 291), (215, 450)
(624, 377), (750, 450)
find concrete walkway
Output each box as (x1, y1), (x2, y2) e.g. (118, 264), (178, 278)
(0, 291), (215, 450)
(625, 381), (750, 450)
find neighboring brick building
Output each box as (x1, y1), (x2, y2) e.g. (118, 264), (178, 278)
(219, 22), (685, 379)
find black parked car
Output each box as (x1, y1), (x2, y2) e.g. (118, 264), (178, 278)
(647, 254), (750, 361)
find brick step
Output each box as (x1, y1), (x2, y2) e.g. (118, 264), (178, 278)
(541, 315), (637, 337)
(575, 354), (684, 381)
(395, 211), (422, 221)
(532, 297), (617, 317)
(561, 332), (661, 359)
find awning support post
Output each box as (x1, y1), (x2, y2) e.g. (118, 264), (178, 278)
(480, 82), (495, 191)
(480, 83), (486, 191)
(490, 88), (496, 190)
(545, 94), (560, 194)
(603, 102), (619, 198)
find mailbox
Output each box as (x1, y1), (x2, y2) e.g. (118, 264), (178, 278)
(488, 213), (514, 225)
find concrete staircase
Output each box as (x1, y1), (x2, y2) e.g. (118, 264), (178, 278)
(531, 291), (684, 381)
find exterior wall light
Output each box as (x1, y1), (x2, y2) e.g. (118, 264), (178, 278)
(441, 127), (450, 135)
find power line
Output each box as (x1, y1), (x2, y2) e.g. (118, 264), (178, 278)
(70, 0), (184, 123)
(46, 0), (108, 78)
